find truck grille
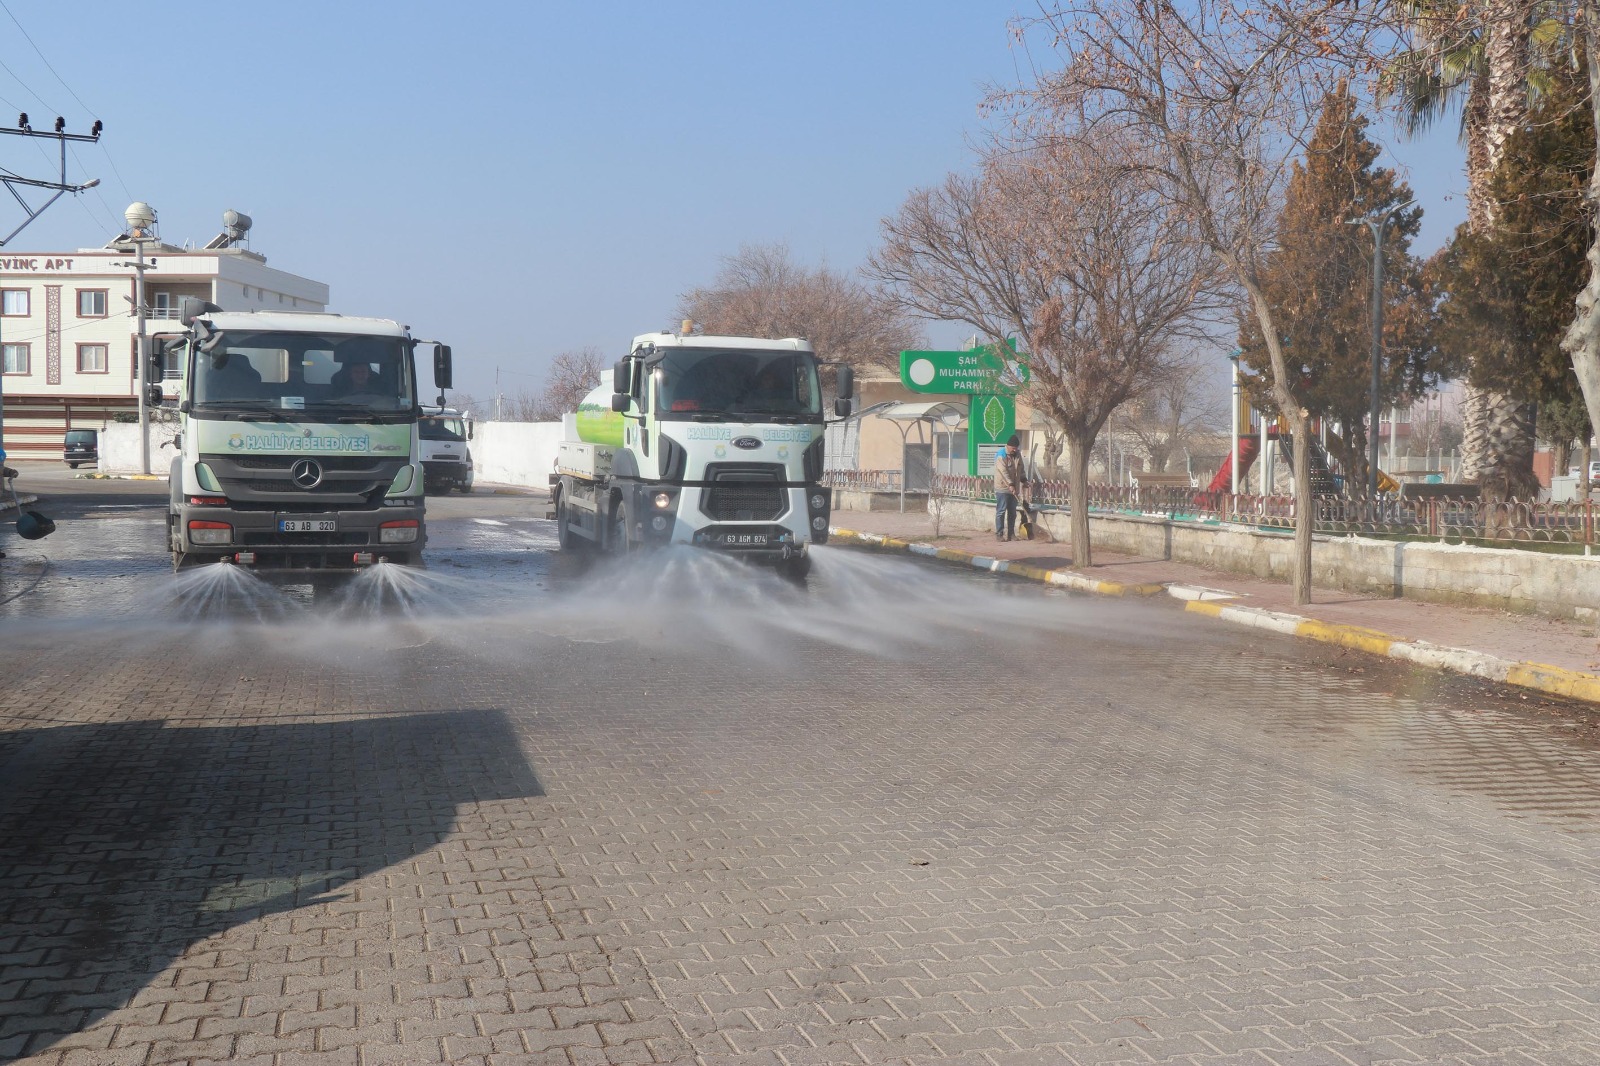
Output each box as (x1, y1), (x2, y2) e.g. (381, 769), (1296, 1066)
(700, 464), (787, 522)
(200, 453), (407, 506)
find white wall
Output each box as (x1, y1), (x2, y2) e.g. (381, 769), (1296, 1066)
(99, 418), (567, 490)
(472, 421), (564, 489)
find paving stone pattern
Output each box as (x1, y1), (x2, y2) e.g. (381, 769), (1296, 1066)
(4, 488), (1600, 1064)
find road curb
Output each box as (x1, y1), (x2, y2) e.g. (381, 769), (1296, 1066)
(828, 525), (1600, 707)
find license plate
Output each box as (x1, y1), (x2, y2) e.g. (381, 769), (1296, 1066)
(722, 533), (767, 546)
(279, 518), (337, 533)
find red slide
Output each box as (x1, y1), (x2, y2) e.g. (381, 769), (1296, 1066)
(1206, 437), (1260, 494)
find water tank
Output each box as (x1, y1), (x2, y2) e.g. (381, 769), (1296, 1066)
(223, 209), (252, 235)
(573, 384), (624, 447)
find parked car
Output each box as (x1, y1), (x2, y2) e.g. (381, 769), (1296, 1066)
(63, 428), (98, 469)
(1569, 460), (1600, 480)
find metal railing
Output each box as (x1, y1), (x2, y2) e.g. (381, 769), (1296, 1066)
(925, 473), (1600, 548)
(824, 469), (903, 493)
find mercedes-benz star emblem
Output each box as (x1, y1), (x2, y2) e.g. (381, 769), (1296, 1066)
(290, 458), (324, 489)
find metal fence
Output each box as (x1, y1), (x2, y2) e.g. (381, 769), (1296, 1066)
(917, 473), (1600, 548)
(824, 468), (903, 493)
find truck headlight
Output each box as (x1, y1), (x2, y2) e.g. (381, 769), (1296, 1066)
(651, 515), (667, 531)
(812, 516), (827, 531)
(654, 492), (672, 509)
(809, 492), (827, 511)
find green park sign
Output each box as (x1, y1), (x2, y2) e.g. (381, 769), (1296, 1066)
(899, 344), (1029, 395)
(898, 344), (1028, 476)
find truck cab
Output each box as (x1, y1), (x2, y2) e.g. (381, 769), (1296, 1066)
(164, 300), (453, 570)
(551, 329), (851, 574)
(418, 405), (475, 495)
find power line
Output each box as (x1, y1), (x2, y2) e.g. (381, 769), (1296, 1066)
(0, 2), (133, 203)
(0, 1), (92, 116)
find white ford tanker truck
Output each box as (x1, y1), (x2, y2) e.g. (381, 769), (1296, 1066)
(550, 329), (852, 574)
(163, 299), (454, 570)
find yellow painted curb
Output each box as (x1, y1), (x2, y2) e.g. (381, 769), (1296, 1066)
(1295, 619), (1400, 657)
(1505, 662), (1600, 704)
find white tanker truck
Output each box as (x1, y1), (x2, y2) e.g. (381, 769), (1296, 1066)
(549, 328), (852, 575)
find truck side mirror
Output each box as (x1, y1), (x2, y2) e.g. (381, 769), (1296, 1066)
(612, 359), (631, 395)
(433, 344), (453, 390)
(466, 421), (474, 441)
(145, 384), (164, 406)
(179, 297), (222, 326)
(834, 397), (852, 418)
(836, 365), (854, 399)
(611, 392), (629, 413)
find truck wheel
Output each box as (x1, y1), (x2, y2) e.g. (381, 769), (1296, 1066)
(780, 553), (812, 580)
(69, 462), (79, 469)
(609, 499), (636, 555)
(555, 488), (580, 550)
(457, 473), (473, 494)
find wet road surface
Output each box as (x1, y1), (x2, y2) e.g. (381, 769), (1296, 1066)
(4, 473), (1600, 1064)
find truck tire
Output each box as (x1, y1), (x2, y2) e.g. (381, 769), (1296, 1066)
(609, 499), (636, 555)
(554, 487), (581, 550)
(780, 553), (812, 580)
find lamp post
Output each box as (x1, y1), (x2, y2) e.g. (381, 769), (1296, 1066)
(1229, 349), (1242, 495)
(1349, 200), (1413, 497)
(113, 202), (157, 476)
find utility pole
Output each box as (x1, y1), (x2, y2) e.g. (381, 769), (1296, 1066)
(1349, 199), (1413, 497)
(113, 202), (158, 476)
(0, 115), (102, 464)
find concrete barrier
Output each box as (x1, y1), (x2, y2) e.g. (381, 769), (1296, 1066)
(923, 497), (1600, 622)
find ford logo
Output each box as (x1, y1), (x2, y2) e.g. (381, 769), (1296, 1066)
(732, 436), (761, 450)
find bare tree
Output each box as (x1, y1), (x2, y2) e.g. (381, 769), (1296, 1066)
(1119, 354), (1227, 474)
(678, 243), (925, 373)
(872, 130), (1219, 565)
(1015, 0), (1379, 602)
(532, 347), (606, 421)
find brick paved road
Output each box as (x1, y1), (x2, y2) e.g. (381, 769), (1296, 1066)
(4, 478), (1600, 1065)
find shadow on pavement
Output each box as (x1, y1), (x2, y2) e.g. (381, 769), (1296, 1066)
(0, 709), (543, 1059)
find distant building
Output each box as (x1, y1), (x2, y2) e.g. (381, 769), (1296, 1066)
(0, 212), (328, 460)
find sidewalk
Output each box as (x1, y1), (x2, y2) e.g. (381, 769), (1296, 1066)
(829, 507), (1600, 704)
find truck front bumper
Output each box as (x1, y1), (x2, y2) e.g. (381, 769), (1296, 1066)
(173, 502), (426, 568)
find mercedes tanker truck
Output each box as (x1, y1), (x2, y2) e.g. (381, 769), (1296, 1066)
(549, 327), (852, 574)
(164, 299), (453, 570)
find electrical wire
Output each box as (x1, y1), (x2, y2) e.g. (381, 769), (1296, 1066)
(0, 1), (89, 115)
(0, 1), (137, 204)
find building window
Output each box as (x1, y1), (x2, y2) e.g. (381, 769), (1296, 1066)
(1, 289), (29, 316)
(152, 292), (174, 319)
(2, 343), (28, 374)
(77, 289), (108, 317)
(77, 343), (109, 374)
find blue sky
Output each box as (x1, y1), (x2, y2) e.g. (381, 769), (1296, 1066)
(1, 0), (1467, 404)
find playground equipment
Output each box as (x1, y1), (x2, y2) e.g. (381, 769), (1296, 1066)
(1207, 419), (1396, 495)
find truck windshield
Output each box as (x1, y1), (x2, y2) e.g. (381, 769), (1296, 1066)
(191, 331), (414, 417)
(420, 415), (467, 441)
(652, 349), (821, 422)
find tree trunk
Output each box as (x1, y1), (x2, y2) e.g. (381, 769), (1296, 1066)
(1564, 9), (1600, 458)
(1584, 438), (1594, 498)
(1478, 397), (1539, 500)
(1068, 434), (1092, 568)
(1289, 410), (1314, 605)
(1463, 5), (1536, 491)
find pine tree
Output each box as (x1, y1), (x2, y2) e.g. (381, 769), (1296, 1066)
(1238, 87), (1438, 491)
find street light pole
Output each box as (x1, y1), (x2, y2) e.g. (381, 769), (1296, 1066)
(114, 202), (158, 476)
(1351, 200), (1413, 497)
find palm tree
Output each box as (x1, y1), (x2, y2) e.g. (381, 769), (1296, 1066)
(1385, 1), (1550, 497)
